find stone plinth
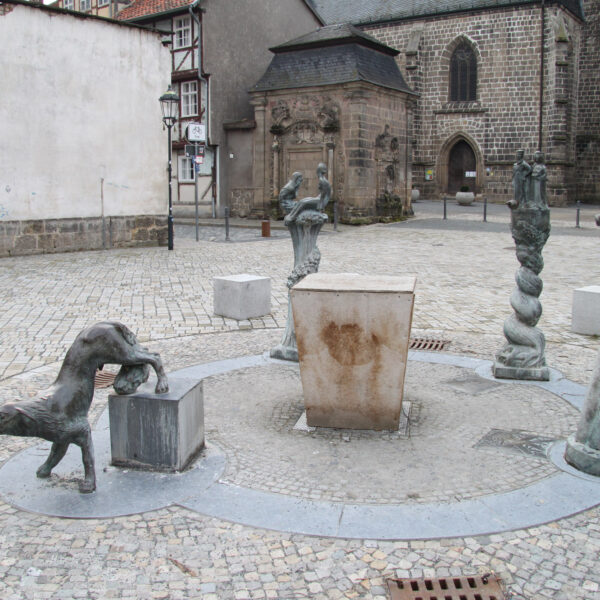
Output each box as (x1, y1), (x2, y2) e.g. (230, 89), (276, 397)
(291, 273), (416, 430)
(572, 286), (600, 335)
(213, 274), (271, 320)
(109, 377), (204, 471)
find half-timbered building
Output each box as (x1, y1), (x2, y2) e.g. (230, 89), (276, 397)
(116, 0), (322, 218)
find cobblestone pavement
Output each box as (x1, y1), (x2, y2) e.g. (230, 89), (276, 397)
(1, 206), (600, 599)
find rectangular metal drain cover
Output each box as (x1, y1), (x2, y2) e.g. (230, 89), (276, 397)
(409, 337), (449, 351)
(387, 574), (506, 600)
(94, 370), (117, 389)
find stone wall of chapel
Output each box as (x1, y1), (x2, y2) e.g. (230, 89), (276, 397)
(247, 83), (411, 223)
(576, 0), (600, 202)
(364, 5), (581, 205)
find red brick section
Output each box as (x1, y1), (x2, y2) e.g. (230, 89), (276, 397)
(116, 0), (192, 20)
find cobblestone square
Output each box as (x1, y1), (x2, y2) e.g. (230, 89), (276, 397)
(1, 202), (599, 599)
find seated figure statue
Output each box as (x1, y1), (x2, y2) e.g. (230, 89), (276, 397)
(284, 163), (331, 224)
(278, 172), (303, 216)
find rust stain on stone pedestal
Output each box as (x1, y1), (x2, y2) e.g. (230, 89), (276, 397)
(321, 322), (375, 366)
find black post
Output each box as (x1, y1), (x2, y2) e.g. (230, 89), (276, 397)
(167, 124), (174, 251)
(333, 201), (338, 231)
(195, 144), (199, 242)
(443, 195), (447, 220)
(483, 196), (488, 222)
(225, 206), (230, 241)
(576, 200), (581, 228)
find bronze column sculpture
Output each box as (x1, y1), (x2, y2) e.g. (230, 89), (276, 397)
(271, 164), (331, 362)
(493, 151), (550, 381)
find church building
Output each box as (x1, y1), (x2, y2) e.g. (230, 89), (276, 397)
(304, 0), (598, 207)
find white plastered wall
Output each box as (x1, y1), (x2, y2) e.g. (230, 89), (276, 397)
(0, 4), (171, 221)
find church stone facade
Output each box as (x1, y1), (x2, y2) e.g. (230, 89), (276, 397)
(304, 0), (598, 205)
(363, 4), (581, 205)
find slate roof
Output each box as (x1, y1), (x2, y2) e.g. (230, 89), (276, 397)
(116, 0), (192, 20)
(272, 22), (398, 55)
(253, 24), (414, 94)
(307, 0), (584, 25)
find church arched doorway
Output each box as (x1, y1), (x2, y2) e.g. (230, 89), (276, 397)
(448, 139), (476, 193)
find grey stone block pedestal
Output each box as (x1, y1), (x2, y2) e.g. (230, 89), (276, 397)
(109, 377), (204, 471)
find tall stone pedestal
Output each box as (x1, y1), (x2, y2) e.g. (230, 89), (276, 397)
(291, 273), (416, 430)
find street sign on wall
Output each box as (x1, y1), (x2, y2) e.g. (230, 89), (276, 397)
(186, 122), (206, 143)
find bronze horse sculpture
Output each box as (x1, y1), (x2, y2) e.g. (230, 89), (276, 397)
(0, 321), (169, 493)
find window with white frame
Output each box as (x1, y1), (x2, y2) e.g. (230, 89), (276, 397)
(173, 17), (192, 49)
(98, 0), (109, 6)
(178, 156), (195, 182)
(63, 0), (74, 9)
(180, 81), (198, 117)
(79, 0), (91, 10)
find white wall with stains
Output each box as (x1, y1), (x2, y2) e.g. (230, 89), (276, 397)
(0, 2), (171, 222)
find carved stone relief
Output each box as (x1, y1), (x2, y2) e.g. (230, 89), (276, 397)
(375, 124), (402, 199)
(270, 96), (341, 204)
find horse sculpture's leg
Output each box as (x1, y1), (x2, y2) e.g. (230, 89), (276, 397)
(75, 427), (96, 494)
(36, 441), (69, 478)
(130, 348), (169, 394)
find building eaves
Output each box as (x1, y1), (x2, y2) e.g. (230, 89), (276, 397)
(1, 0), (164, 31)
(271, 23), (398, 56)
(301, 0), (326, 25)
(116, 0), (193, 22)
(310, 0), (584, 25)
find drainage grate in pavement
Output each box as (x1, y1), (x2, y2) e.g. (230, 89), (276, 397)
(409, 337), (449, 351)
(444, 373), (502, 396)
(474, 428), (557, 459)
(387, 574), (506, 600)
(94, 370), (117, 389)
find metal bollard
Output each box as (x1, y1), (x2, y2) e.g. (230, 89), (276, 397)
(333, 201), (338, 231)
(483, 196), (487, 222)
(225, 206), (230, 241)
(576, 200), (581, 228)
(261, 219), (271, 238)
(443, 196), (447, 220)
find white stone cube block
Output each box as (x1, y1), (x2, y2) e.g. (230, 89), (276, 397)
(213, 274), (271, 320)
(291, 272), (416, 430)
(572, 286), (600, 335)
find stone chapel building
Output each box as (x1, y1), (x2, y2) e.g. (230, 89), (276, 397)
(230, 0), (598, 221)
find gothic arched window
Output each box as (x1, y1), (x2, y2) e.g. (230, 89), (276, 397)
(450, 42), (477, 101)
